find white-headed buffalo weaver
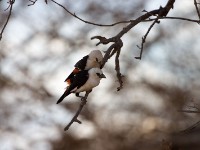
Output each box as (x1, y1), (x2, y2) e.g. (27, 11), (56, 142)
(65, 50), (103, 85)
(57, 68), (106, 104)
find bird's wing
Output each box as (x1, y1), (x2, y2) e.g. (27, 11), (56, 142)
(74, 55), (89, 70)
(64, 68), (79, 83)
(64, 55), (89, 83)
(67, 70), (89, 92)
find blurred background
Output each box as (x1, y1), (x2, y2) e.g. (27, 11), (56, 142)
(0, 0), (200, 149)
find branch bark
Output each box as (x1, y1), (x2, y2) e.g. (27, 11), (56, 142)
(180, 120), (200, 133)
(64, 91), (90, 131)
(0, 0), (15, 41)
(194, 0), (200, 20)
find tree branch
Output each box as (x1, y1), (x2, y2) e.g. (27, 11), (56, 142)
(194, 0), (200, 20)
(178, 110), (200, 113)
(27, 0), (38, 6)
(64, 91), (90, 131)
(135, 0), (175, 59)
(115, 48), (123, 91)
(160, 16), (200, 23)
(180, 120), (200, 133)
(178, 103), (200, 113)
(51, 0), (133, 27)
(0, 0), (15, 41)
(136, 17), (159, 59)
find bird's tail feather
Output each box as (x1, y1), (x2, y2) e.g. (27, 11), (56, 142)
(57, 90), (70, 104)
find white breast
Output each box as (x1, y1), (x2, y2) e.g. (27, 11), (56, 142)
(75, 75), (100, 93)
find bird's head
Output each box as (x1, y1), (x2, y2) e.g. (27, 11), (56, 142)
(88, 50), (103, 67)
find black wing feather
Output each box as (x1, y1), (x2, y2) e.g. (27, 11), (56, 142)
(67, 70), (89, 92)
(74, 55), (89, 70)
(64, 55), (89, 82)
(64, 71), (75, 82)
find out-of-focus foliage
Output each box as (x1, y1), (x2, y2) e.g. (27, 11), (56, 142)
(0, 0), (200, 150)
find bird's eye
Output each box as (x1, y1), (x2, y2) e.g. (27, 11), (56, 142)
(96, 58), (98, 62)
(96, 73), (100, 76)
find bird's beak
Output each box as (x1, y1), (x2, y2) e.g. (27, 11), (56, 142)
(100, 73), (106, 78)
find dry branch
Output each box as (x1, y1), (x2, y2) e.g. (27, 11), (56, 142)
(115, 49), (123, 91)
(194, 0), (200, 20)
(28, 0), (38, 6)
(51, 0), (132, 27)
(160, 16), (200, 23)
(178, 110), (200, 113)
(64, 91), (90, 131)
(136, 17), (159, 59)
(181, 120), (200, 133)
(0, 0), (15, 41)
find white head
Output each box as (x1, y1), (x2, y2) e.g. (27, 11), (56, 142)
(88, 50), (103, 67)
(88, 68), (106, 79)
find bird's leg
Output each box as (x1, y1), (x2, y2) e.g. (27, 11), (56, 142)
(80, 90), (92, 102)
(75, 93), (84, 98)
(87, 90), (92, 94)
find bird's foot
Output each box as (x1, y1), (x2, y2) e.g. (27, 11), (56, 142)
(75, 93), (84, 99)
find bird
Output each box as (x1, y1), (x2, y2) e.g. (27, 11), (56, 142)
(65, 50), (103, 85)
(57, 68), (106, 104)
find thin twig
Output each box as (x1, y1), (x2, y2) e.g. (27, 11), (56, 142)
(51, 0), (132, 27)
(160, 16), (200, 24)
(115, 49), (123, 91)
(194, 0), (200, 20)
(135, 18), (158, 60)
(178, 110), (200, 113)
(135, 0), (175, 59)
(51, 0), (198, 27)
(27, 0), (38, 6)
(64, 91), (90, 131)
(180, 120), (200, 133)
(0, 0), (15, 41)
(186, 104), (200, 111)
(50, 0), (157, 27)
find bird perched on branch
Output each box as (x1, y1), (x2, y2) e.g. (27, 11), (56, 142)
(57, 68), (106, 104)
(65, 50), (103, 85)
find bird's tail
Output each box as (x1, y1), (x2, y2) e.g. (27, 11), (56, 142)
(57, 90), (70, 104)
